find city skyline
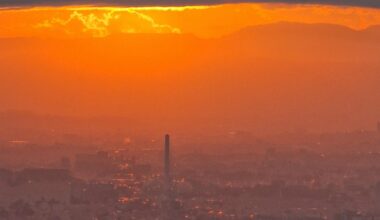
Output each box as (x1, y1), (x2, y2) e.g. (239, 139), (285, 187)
(1, 1), (380, 219)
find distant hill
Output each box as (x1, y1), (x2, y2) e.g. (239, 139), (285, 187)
(220, 22), (380, 62)
(364, 24), (380, 36)
(0, 22), (379, 134)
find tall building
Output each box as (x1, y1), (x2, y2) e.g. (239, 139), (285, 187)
(162, 134), (174, 219)
(164, 134), (170, 183)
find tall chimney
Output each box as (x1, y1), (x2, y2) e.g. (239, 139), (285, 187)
(162, 134), (173, 219)
(164, 134), (170, 181)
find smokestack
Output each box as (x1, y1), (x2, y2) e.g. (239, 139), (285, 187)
(164, 134), (170, 181)
(162, 134), (174, 219)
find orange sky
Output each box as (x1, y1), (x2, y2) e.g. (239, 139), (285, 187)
(1, 3), (380, 133)
(1, 3), (380, 38)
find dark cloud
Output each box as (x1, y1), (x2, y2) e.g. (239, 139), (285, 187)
(0, 0), (379, 8)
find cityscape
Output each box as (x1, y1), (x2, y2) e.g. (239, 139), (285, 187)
(0, 115), (380, 219)
(1, 0), (380, 219)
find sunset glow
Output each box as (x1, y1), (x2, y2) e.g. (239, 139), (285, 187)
(1, 3), (380, 38)
(1, 0), (380, 218)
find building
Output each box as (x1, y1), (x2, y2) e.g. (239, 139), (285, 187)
(74, 151), (118, 176)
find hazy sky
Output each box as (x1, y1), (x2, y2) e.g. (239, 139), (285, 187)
(1, 3), (380, 38)
(0, 2), (379, 133)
